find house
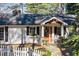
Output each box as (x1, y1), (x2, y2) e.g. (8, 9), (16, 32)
(0, 13), (76, 45)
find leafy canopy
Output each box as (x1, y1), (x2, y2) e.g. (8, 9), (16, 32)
(27, 3), (59, 14)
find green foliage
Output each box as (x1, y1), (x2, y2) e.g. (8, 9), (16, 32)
(76, 15), (79, 23)
(42, 50), (52, 56)
(46, 50), (52, 56)
(67, 3), (79, 14)
(68, 25), (76, 33)
(27, 3), (59, 14)
(42, 40), (48, 45)
(37, 48), (52, 56)
(66, 3), (79, 24)
(62, 31), (79, 56)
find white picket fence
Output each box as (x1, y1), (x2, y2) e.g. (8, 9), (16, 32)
(13, 47), (29, 56)
(0, 44), (41, 56)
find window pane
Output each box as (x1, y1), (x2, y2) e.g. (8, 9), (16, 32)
(30, 27), (35, 36)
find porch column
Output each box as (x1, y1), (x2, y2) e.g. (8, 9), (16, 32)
(65, 27), (69, 38)
(26, 27), (27, 35)
(61, 25), (64, 37)
(41, 26), (44, 40)
(35, 27), (37, 35)
(52, 26), (54, 43)
(41, 26), (44, 37)
(24, 28), (27, 43)
(21, 28), (23, 44)
(26, 27), (28, 43)
(4, 27), (5, 43)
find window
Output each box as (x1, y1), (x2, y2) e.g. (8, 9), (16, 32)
(0, 27), (4, 40)
(0, 27), (8, 42)
(26, 27), (40, 36)
(54, 27), (61, 35)
(27, 27), (35, 36)
(30, 27), (35, 36)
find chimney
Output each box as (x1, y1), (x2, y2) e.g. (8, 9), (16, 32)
(12, 9), (21, 16)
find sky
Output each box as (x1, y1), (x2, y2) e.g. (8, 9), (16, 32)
(0, 3), (18, 10)
(0, 3), (26, 14)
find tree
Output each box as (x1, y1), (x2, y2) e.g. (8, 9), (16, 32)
(62, 31), (79, 56)
(66, 3), (79, 30)
(66, 3), (79, 14)
(27, 3), (60, 14)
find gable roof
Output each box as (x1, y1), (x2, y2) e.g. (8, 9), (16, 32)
(0, 14), (76, 25)
(41, 17), (68, 25)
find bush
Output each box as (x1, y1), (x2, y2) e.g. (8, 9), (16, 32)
(42, 50), (52, 56)
(62, 32), (79, 56)
(42, 40), (48, 45)
(46, 50), (52, 56)
(38, 48), (52, 56)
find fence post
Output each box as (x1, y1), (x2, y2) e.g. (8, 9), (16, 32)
(27, 48), (29, 56)
(23, 48), (25, 56)
(2, 44), (3, 56)
(16, 47), (17, 56)
(7, 46), (8, 56)
(19, 47), (21, 56)
(1, 44), (2, 56)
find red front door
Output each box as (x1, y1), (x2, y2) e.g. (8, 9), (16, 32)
(44, 26), (52, 44)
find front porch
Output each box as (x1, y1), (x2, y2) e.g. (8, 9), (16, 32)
(0, 17), (67, 45)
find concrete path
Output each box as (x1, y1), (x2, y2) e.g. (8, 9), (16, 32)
(44, 44), (62, 56)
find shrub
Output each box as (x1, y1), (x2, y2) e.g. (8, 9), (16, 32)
(62, 32), (79, 56)
(42, 50), (52, 56)
(42, 40), (48, 45)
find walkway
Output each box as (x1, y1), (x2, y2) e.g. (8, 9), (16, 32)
(44, 44), (62, 56)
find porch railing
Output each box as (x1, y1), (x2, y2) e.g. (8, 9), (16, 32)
(25, 36), (41, 44)
(9, 35), (41, 44)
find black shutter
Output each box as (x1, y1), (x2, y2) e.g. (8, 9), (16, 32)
(27, 27), (29, 35)
(5, 27), (8, 42)
(37, 27), (39, 35)
(0, 27), (4, 40)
